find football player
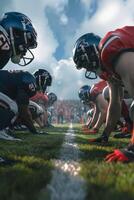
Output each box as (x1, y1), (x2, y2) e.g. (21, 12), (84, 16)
(29, 100), (44, 128)
(103, 86), (133, 138)
(0, 11), (37, 68)
(47, 92), (57, 127)
(0, 70), (42, 137)
(0, 11), (37, 163)
(47, 92), (57, 107)
(73, 27), (134, 162)
(31, 69), (52, 127)
(79, 81), (108, 134)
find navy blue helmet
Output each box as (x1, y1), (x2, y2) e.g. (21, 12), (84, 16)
(73, 33), (101, 79)
(22, 71), (37, 97)
(33, 69), (52, 92)
(0, 12), (37, 66)
(48, 92), (57, 104)
(78, 85), (91, 102)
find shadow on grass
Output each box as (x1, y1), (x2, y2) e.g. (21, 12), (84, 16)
(0, 158), (52, 200)
(85, 183), (134, 200)
(0, 125), (69, 200)
(76, 134), (129, 147)
(76, 135), (130, 163)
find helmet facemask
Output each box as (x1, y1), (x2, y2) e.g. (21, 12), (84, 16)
(10, 26), (37, 66)
(79, 43), (100, 79)
(73, 33), (101, 79)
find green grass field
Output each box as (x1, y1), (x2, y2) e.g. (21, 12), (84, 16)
(0, 125), (68, 200)
(74, 124), (134, 200)
(0, 124), (134, 200)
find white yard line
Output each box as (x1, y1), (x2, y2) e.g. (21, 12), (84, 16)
(47, 123), (87, 200)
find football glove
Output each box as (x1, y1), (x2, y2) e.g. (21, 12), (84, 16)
(105, 144), (134, 162)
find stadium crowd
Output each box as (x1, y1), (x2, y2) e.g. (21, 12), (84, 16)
(51, 100), (88, 124)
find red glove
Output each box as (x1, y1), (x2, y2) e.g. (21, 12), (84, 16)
(105, 149), (129, 162)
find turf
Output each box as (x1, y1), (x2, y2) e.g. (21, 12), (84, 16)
(1, 123), (134, 200)
(0, 124), (68, 200)
(74, 124), (134, 200)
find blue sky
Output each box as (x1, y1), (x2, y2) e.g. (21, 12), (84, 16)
(2, 0), (134, 99)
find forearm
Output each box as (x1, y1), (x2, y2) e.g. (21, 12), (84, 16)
(19, 105), (37, 133)
(90, 109), (99, 128)
(101, 81), (123, 138)
(94, 111), (106, 130)
(86, 117), (92, 127)
(35, 117), (44, 128)
(103, 99), (121, 137)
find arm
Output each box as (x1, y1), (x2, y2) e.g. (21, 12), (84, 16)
(16, 89), (37, 133)
(88, 103), (100, 128)
(102, 81), (123, 138)
(18, 104), (37, 133)
(34, 116), (44, 128)
(93, 94), (108, 130)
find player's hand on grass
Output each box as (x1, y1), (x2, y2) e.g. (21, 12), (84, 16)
(105, 144), (134, 163)
(105, 149), (129, 162)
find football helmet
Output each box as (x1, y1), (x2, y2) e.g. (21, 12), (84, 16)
(21, 71), (37, 97)
(73, 33), (101, 79)
(0, 12), (37, 66)
(48, 92), (57, 104)
(78, 85), (91, 102)
(33, 69), (52, 92)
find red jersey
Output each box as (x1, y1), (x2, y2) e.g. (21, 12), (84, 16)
(30, 91), (48, 105)
(90, 80), (107, 99)
(99, 26), (134, 80)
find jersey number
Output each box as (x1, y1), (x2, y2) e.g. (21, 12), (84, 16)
(0, 34), (10, 50)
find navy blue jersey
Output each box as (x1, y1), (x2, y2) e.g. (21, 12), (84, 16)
(0, 27), (11, 68)
(0, 70), (37, 105)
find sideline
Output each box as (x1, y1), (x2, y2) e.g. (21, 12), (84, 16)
(47, 123), (86, 200)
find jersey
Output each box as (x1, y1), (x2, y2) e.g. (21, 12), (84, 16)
(99, 26), (134, 80)
(0, 70), (37, 105)
(29, 100), (44, 119)
(0, 27), (11, 68)
(90, 80), (107, 101)
(30, 91), (48, 106)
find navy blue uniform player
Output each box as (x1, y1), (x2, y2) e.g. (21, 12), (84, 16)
(0, 12), (37, 68)
(0, 11), (37, 163)
(0, 70), (38, 134)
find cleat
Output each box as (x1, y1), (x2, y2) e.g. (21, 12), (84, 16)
(113, 132), (131, 139)
(0, 129), (22, 141)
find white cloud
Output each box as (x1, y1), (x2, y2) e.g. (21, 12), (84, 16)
(4, 0), (134, 99)
(80, 0), (92, 10)
(60, 13), (68, 25)
(74, 0), (134, 38)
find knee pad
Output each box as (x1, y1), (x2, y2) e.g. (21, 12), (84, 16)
(0, 92), (18, 115)
(129, 101), (134, 121)
(0, 107), (16, 129)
